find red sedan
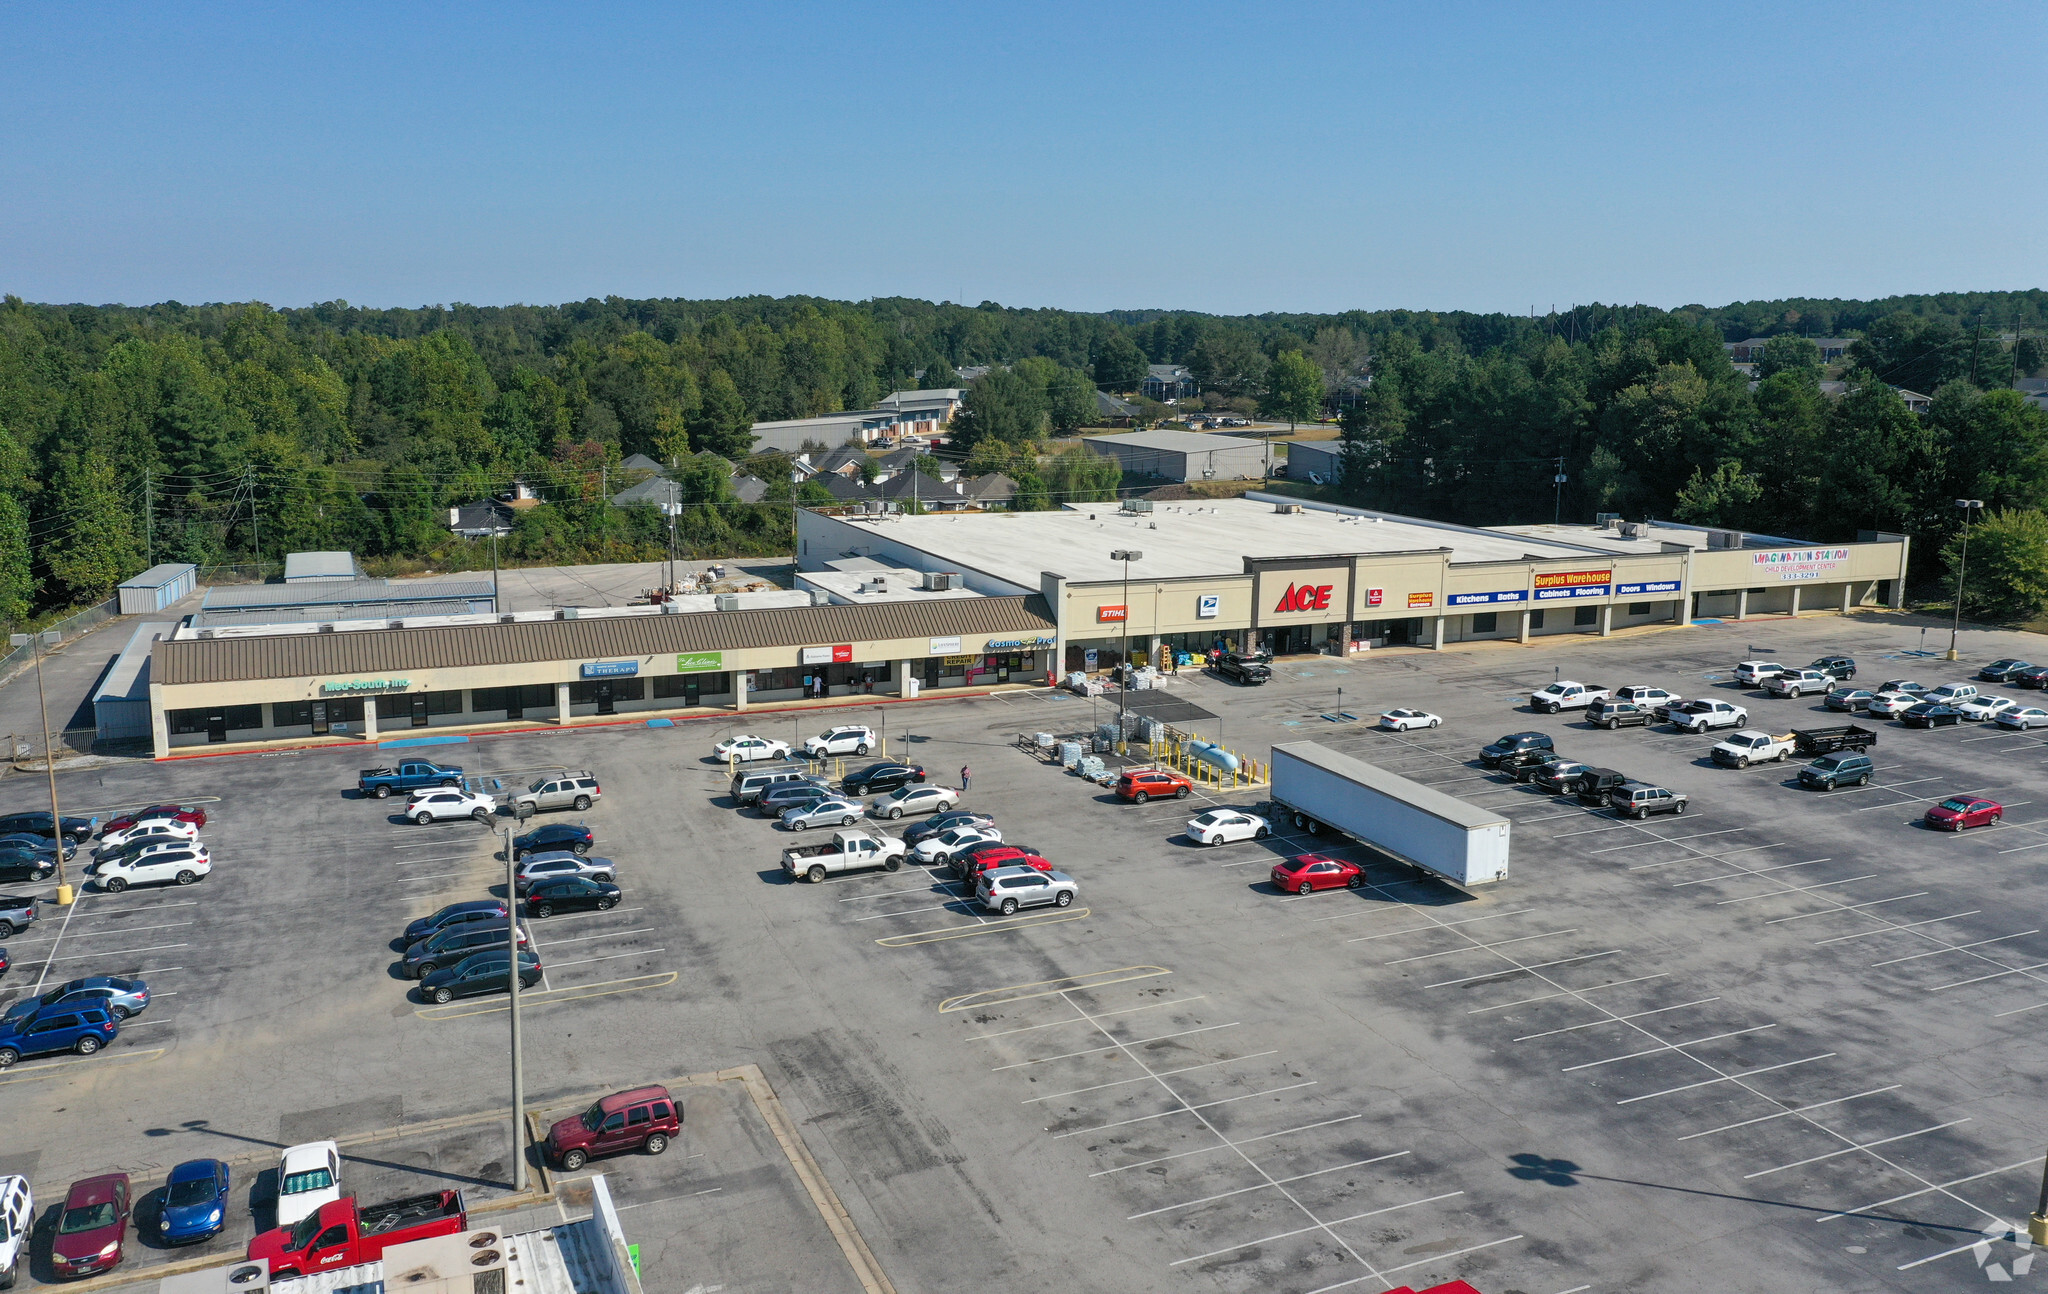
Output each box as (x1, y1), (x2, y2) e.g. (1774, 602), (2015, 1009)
(101, 805), (207, 835)
(1924, 796), (2002, 831)
(956, 849), (1052, 886)
(1271, 854), (1364, 895)
(52, 1173), (130, 1278)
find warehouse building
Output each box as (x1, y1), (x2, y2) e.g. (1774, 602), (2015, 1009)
(797, 494), (1909, 671)
(1079, 429), (1271, 482)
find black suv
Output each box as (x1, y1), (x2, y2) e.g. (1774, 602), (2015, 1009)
(1480, 732), (1554, 768)
(0, 812), (96, 845)
(403, 900), (508, 946)
(1807, 656), (1857, 681)
(841, 763), (926, 796)
(1574, 768), (1628, 805)
(1213, 654), (1272, 685)
(512, 823), (593, 860)
(1507, 751), (1567, 782)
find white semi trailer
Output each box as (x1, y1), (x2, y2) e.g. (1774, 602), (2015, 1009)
(1269, 741), (1509, 886)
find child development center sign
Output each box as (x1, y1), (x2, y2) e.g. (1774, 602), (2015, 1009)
(1752, 548), (1849, 581)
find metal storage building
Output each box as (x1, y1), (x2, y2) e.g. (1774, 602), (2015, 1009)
(116, 563), (197, 614)
(1078, 430), (1270, 482)
(283, 551), (363, 582)
(1283, 440), (1343, 486)
(94, 621), (177, 740)
(196, 578), (497, 626)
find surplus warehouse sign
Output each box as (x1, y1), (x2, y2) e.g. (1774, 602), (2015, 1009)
(1753, 548), (1849, 581)
(321, 678), (409, 694)
(1533, 569), (1612, 600)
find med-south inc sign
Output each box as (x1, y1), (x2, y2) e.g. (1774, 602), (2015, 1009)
(1752, 548), (1849, 581)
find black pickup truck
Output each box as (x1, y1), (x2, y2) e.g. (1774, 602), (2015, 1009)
(1212, 653), (1272, 685)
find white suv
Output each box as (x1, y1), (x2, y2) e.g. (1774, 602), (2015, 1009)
(91, 842), (211, 892)
(406, 789), (497, 825)
(0, 1174), (31, 1290)
(513, 773), (601, 814)
(976, 866), (1077, 915)
(1734, 661), (1786, 686)
(804, 726), (877, 757)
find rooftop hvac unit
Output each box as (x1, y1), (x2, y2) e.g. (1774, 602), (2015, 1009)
(1596, 512), (1620, 527)
(554, 607), (579, 620)
(715, 594), (741, 611)
(1274, 503), (1304, 514)
(317, 623), (335, 633)
(388, 620), (405, 630)
(1121, 499), (1153, 513)
(1708, 529), (1744, 549)
(1617, 521), (1646, 539)
(499, 614), (516, 624)
(922, 571), (961, 591)
(662, 601), (682, 613)
(196, 629), (214, 640)
(810, 588), (831, 606)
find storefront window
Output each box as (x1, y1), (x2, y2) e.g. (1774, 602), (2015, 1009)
(377, 690), (465, 719)
(1471, 612), (1497, 633)
(169, 705), (262, 735)
(271, 698), (365, 728)
(471, 684), (556, 713)
(654, 672), (731, 699)
(570, 678), (646, 704)
(1574, 606), (1598, 626)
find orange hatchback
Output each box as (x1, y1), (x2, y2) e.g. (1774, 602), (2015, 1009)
(1115, 769), (1193, 803)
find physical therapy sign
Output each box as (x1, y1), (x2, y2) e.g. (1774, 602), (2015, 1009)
(1273, 583), (1334, 613)
(1753, 548), (1849, 581)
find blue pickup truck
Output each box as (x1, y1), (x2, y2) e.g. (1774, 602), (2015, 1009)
(358, 762), (465, 799)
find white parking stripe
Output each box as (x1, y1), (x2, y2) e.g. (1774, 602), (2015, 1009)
(1743, 1120), (1971, 1179)
(1169, 1191), (1464, 1266)
(1671, 858), (1827, 887)
(1870, 931), (2039, 968)
(1382, 930), (1577, 966)
(1560, 1024), (1775, 1071)
(546, 949), (664, 970)
(1716, 875), (1875, 904)
(1615, 1053), (1833, 1104)
(1815, 1158), (2038, 1222)
(992, 1022), (1240, 1070)
(1050, 1080), (1316, 1137)
(1426, 950), (1618, 988)
(1765, 892), (1928, 924)
(971, 996), (1207, 1042)
(1675, 1085), (1902, 1140)
(1466, 973), (1669, 1014)
(1815, 912), (1979, 945)
(1345, 909), (1540, 942)
(1088, 1114), (1363, 1176)
(1023, 1051), (1278, 1102)
(1925, 959), (2048, 992)
(1513, 998), (1721, 1042)
(1128, 1151), (1410, 1219)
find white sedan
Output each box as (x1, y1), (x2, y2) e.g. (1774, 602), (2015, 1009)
(405, 789), (497, 824)
(1957, 695), (2019, 722)
(275, 1141), (342, 1227)
(803, 725), (876, 757)
(870, 785), (959, 820)
(1379, 708), (1442, 732)
(1866, 691), (1920, 718)
(95, 818), (198, 853)
(1997, 706), (2048, 731)
(715, 735), (792, 762)
(1186, 809), (1271, 846)
(912, 825), (1003, 864)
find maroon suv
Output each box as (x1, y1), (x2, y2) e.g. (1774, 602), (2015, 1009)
(546, 1086), (681, 1171)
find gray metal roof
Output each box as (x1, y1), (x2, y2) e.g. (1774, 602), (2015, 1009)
(118, 562), (197, 590)
(1272, 741), (1509, 830)
(192, 600), (490, 628)
(201, 578), (497, 611)
(155, 594), (1056, 686)
(95, 621), (176, 703)
(1081, 429), (1266, 455)
(283, 551), (361, 580)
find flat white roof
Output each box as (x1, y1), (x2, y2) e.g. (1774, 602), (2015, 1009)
(1495, 521), (1818, 554)
(856, 495), (1591, 585)
(796, 565), (982, 604)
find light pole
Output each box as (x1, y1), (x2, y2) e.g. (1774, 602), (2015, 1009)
(1553, 461), (1568, 525)
(2031, 1147), (2048, 1246)
(504, 822), (526, 1192)
(1111, 550), (1142, 753)
(1946, 498), (1984, 661)
(10, 630), (68, 902)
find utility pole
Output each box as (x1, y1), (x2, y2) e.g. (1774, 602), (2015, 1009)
(1947, 498), (1983, 660)
(1553, 458), (1567, 525)
(489, 525), (501, 608)
(144, 470), (153, 567)
(505, 823), (526, 1191)
(248, 467), (262, 575)
(1970, 317), (1984, 387)
(10, 630), (68, 902)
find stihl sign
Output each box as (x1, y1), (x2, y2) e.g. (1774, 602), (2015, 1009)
(1273, 583), (1333, 613)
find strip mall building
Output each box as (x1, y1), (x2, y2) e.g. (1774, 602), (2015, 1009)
(144, 495), (1908, 757)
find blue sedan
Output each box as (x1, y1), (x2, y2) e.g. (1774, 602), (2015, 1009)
(159, 1159), (230, 1243)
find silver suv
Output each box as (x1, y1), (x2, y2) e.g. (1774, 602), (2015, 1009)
(1611, 782), (1688, 819)
(975, 865), (1077, 915)
(514, 773), (601, 814)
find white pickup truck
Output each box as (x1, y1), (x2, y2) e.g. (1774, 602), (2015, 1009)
(1530, 681), (1610, 714)
(1711, 729), (1797, 767)
(782, 829), (907, 883)
(1669, 699), (1749, 732)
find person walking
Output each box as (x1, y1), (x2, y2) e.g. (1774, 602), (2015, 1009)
(960, 764), (971, 791)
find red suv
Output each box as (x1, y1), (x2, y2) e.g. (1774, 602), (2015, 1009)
(546, 1085), (682, 1171)
(955, 848), (1053, 886)
(1115, 769), (1193, 803)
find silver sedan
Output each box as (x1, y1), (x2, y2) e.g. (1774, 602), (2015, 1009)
(781, 798), (866, 831)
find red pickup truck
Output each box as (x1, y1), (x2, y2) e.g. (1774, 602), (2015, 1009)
(247, 1191), (466, 1276)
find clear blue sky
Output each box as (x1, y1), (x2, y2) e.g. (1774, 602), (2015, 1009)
(4, 2), (2042, 315)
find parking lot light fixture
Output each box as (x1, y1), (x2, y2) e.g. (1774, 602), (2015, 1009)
(505, 822), (526, 1193)
(1947, 498), (1983, 661)
(1111, 551), (1142, 754)
(10, 630), (67, 902)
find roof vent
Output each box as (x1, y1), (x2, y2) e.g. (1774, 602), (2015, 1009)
(715, 594), (741, 611)
(196, 628), (214, 640)
(388, 620), (405, 630)
(317, 623), (335, 633)
(499, 614), (516, 624)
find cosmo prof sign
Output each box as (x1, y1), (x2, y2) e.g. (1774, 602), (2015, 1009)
(1753, 547), (1849, 581)
(1533, 568), (1612, 600)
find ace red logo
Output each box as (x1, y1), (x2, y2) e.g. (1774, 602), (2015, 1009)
(1274, 583), (1333, 613)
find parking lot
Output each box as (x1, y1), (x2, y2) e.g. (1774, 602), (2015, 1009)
(4, 611), (2048, 1292)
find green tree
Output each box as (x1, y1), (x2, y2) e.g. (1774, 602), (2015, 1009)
(1044, 365), (1098, 434)
(1672, 460), (1764, 526)
(0, 421), (34, 622)
(1092, 332), (1147, 389)
(950, 368), (1046, 450)
(1189, 329), (1269, 397)
(1043, 443), (1121, 503)
(2015, 336), (2044, 379)
(1755, 335), (1822, 380)
(46, 450), (143, 602)
(923, 357), (960, 388)
(1261, 350), (1325, 431)
(1946, 509), (2048, 622)
(693, 369), (755, 459)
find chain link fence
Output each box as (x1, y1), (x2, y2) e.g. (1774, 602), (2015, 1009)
(0, 597), (119, 681)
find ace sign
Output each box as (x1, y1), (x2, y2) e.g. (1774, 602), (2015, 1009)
(1273, 582), (1334, 614)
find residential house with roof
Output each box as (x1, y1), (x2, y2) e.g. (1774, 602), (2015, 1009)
(1725, 337), (1854, 363)
(1141, 364), (1198, 401)
(448, 498), (518, 537)
(957, 472), (1017, 508)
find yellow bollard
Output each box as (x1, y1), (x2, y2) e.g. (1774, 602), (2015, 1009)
(55, 883), (75, 906)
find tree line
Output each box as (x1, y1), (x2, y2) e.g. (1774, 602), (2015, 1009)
(1, 289), (2045, 624)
